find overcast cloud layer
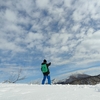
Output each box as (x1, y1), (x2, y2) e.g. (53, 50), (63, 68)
(0, 0), (100, 82)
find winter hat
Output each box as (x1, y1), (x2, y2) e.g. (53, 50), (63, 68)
(43, 59), (47, 63)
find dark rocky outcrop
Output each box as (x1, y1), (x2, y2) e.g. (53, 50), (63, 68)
(55, 74), (100, 85)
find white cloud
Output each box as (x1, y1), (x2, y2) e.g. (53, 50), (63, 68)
(72, 0), (100, 22)
(81, 30), (100, 50)
(24, 32), (43, 49)
(27, 32), (43, 41)
(61, 46), (68, 52)
(72, 24), (81, 32)
(48, 33), (69, 46)
(64, 0), (73, 8)
(5, 9), (17, 22)
(71, 30), (100, 66)
(1, 0), (100, 82)
(36, 0), (50, 9)
(0, 38), (25, 52)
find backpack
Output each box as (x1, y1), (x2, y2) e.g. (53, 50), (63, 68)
(41, 64), (48, 73)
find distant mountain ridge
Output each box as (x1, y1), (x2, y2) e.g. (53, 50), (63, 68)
(54, 74), (100, 85)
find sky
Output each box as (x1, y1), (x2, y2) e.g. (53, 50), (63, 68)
(0, 0), (100, 83)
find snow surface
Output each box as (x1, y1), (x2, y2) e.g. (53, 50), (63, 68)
(0, 84), (100, 100)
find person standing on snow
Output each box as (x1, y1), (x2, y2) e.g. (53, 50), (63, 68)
(41, 59), (51, 84)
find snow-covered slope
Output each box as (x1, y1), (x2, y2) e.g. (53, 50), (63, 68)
(0, 84), (100, 100)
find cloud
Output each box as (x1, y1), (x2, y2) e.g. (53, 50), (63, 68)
(26, 32), (43, 42)
(36, 0), (50, 9)
(1, 0), (100, 82)
(69, 30), (100, 67)
(25, 32), (44, 49)
(5, 9), (17, 22)
(64, 0), (74, 7)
